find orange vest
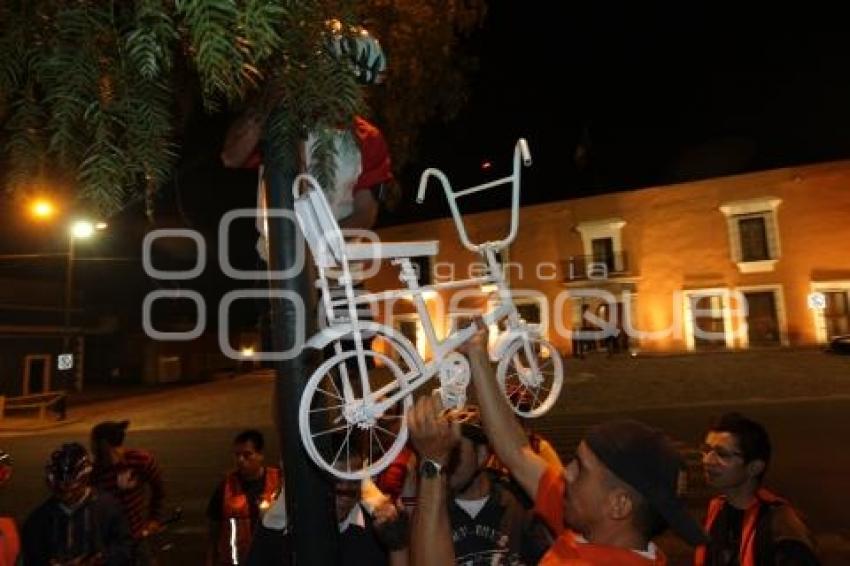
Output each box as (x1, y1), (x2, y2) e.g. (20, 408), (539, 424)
(0, 518), (19, 566)
(694, 488), (786, 566)
(217, 467), (282, 565)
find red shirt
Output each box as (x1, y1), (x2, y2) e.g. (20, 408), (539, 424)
(239, 116), (392, 193)
(0, 518), (19, 566)
(534, 465), (667, 566)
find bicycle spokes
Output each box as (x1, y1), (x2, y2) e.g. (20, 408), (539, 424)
(300, 349), (413, 479)
(497, 337), (564, 418)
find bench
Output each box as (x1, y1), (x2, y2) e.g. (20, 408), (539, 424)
(0, 392), (67, 420)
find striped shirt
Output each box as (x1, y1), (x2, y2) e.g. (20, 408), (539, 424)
(91, 449), (165, 540)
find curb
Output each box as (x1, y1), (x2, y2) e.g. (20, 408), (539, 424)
(559, 393), (850, 416)
(0, 417), (83, 436)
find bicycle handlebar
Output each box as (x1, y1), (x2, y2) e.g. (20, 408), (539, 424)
(416, 139), (532, 253)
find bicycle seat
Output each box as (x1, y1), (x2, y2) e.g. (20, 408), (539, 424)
(294, 182), (438, 266)
(345, 240), (438, 261)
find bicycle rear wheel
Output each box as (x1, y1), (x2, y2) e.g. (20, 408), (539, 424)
(299, 349), (414, 479)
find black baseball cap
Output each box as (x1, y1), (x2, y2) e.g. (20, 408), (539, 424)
(585, 419), (707, 546)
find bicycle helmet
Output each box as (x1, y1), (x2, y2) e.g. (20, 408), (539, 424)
(45, 442), (92, 490)
(325, 19), (387, 85)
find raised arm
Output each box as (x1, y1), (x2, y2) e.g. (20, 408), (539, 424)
(461, 319), (549, 500)
(407, 395), (460, 566)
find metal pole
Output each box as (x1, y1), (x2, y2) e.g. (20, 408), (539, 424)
(63, 234), (74, 352)
(264, 158), (338, 565)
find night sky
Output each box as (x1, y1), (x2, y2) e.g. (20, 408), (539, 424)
(404, 2), (850, 222)
(3, 2), (850, 325)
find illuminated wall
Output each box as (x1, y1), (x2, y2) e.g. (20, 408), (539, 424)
(367, 160), (850, 354)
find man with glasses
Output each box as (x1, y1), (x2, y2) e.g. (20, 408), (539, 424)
(695, 412), (819, 566)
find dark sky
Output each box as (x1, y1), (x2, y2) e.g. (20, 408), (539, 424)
(3, 2), (850, 326)
(400, 1), (850, 223)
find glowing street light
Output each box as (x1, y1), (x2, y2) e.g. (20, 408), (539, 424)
(31, 199), (56, 220)
(70, 220), (96, 239)
(64, 218), (107, 357)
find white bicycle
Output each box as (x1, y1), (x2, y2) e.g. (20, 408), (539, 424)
(294, 139), (564, 479)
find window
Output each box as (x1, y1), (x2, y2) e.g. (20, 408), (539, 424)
(825, 291), (850, 338)
(573, 218), (627, 278)
(742, 291), (781, 346)
(738, 216), (770, 261)
(591, 237), (615, 271)
(517, 302), (541, 326)
(491, 294), (548, 337)
(691, 294), (726, 351)
(719, 198), (782, 273)
(810, 282), (850, 344)
(683, 289), (735, 351)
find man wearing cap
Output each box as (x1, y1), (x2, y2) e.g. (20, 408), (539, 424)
(408, 403), (549, 565)
(430, 320), (706, 565)
(695, 412), (818, 566)
(90, 420), (165, 565)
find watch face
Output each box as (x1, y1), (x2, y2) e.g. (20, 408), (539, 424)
(420, 460), (440, 478)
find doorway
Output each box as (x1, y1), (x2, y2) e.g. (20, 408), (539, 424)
(743, 291), (781, 346)
(23, 354), (52, 395)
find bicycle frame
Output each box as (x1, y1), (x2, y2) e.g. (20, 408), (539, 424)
(366, 247), (532, 416)
(297, 138), (563, 479)
(366, 139), (539, 413)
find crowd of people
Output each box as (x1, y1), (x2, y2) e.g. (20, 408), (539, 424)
(0, 322), (821, 565)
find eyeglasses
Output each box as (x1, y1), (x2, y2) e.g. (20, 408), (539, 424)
(700, 443), (744, 463)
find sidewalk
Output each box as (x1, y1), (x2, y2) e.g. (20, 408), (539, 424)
(3, 349), (847, 434)
(557, 347), (850, 414)
(0, 371), (263, 435)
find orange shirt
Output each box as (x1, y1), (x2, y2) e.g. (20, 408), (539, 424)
(534, 465), (667, 566)
(0, 517), (19, 566)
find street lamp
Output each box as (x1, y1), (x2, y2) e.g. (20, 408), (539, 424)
(30, 199), (56, 220)
(63, 220), (106, 352)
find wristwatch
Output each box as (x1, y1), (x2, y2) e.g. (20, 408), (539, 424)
(419, 458), (444, 479)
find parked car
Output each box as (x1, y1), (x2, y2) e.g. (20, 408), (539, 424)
(828, 335), (850, 355)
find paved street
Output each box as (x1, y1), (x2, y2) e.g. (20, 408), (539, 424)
(1, 371), (848, 565)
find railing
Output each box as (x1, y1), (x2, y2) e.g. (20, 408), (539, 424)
(562, 252), (629, 282)
(0, 392), (66, 420)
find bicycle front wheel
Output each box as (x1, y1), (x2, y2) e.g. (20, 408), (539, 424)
(496, 337), (563, 418)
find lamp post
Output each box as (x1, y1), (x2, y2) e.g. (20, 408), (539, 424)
(63, 220), (105, 351)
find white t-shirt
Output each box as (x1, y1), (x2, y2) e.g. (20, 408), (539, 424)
(255, 128), (364, 262)
(454, 495), (490, 520)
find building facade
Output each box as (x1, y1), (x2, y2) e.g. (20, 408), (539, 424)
(367, 160), (850, 356)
